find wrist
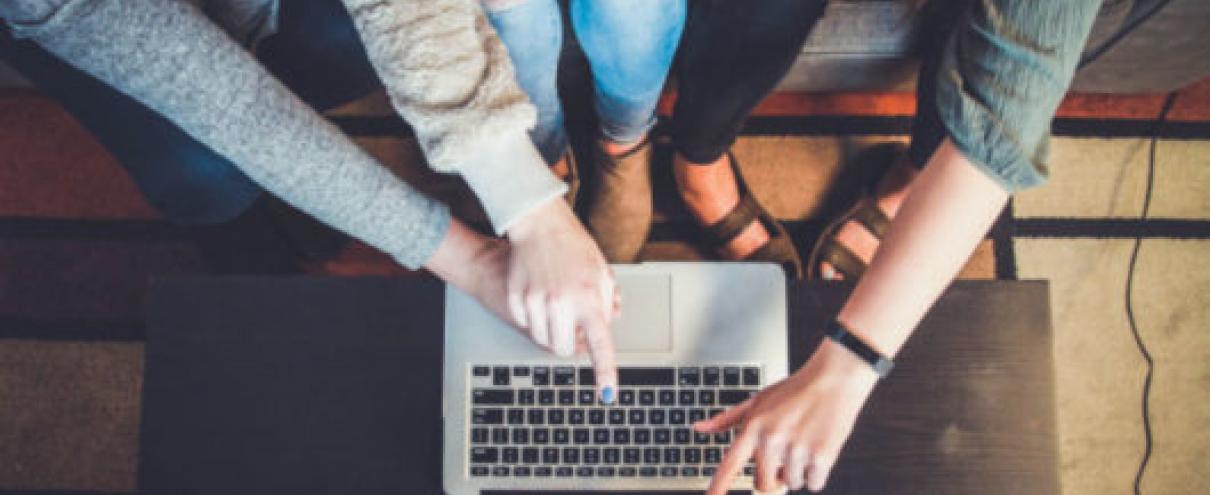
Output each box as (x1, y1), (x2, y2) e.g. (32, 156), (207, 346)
(811, 338), (881, 391)
(424, 219), (494, 290)
(505, 197), (569, 243)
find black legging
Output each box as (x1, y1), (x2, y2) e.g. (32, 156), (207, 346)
(670, 0), (961, 169)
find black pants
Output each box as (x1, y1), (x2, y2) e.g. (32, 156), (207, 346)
(670, 0), (960, 169)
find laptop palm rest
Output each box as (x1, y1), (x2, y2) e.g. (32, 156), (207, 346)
(612, 274), (673, 353)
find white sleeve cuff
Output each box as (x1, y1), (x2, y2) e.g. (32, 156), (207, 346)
(457, 131), (568, 236)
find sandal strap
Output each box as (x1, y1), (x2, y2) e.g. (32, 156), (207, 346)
(746, 234), (804, 278)
(701, 192), (762, 249)
(818, 239), (867, 279)
(851, 198), (891, 239)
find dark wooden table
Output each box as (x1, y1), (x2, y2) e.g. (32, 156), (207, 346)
(141, 276), (1057, 495)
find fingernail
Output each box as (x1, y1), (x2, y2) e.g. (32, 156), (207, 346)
(601, 386), (615, 405)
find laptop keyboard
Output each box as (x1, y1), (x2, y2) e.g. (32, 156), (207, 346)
(467, 365), (759, 480)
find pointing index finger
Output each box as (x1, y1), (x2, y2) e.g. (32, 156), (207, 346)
(581, 314), (617, 404)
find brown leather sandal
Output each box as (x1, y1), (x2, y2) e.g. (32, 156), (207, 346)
(806, 143), (909, 280)
(698, 152), (804, 279)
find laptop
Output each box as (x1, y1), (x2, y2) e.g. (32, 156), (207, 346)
(442, 262), (788, 494)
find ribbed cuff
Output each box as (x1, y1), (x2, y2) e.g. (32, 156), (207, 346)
(458, 131), (568, 236)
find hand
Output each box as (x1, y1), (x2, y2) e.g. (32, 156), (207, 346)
(505, 198), (619, 402)
(696, 340), (880, 493)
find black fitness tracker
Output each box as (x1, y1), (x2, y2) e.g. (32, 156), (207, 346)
(827, 319), (894, 378)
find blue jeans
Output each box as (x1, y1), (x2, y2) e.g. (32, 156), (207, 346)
(0, 0), (379, 225)
(485, 0), (686, 165)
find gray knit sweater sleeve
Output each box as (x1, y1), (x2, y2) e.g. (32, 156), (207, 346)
(1, 0), (450, 269)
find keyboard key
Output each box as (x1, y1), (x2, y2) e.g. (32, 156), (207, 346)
(514, 466), (531, 477)
(519, 389), (535, 405)
(493, 367), (510, 386)
(679, 390), (696, 406)
(539, 390), (555, 405)
(528, 409), (544, 425)
(694, 431), (711, 444)
(512, 366), (530, 377)
(634, 429), (651, 444)
(584, 447), (601, 464)
(508, 408), (524, 425)
(562, 447), (580, 464)
(714, 431), (731, 443)
(620, 466), (637, 477)
(533, 428), (549, 444)
(604, 447), (621, 464)
(628, 409), (645, 425)
(682, 466), (700, 477)
(699, 390), (716, 406)
(502, 447), (518, 463)
(613, 428), (631, 444)
(548, 409), (565, 425)
(532, 367), (550, 386)
(685, 447), (702, 463)
(542, 447), (559, 463)
(576, 466), (594, 477)
(705, 447), (722, 463)
(659, 390), (676, 406)
(553, 366), (577, 386)
(743, 367), (761, 386)
(703, 466), (717, 476)
(664, 447), (681, 464)
(522, 447), (539, 463)
(618, 367), (676, 386)
(703, 367), (721, 386)
(512, 428), (530, 444)
(639, 390), (655, 405)
(623, 447), (641, 464)
(553, 428), (569, 444)
(744, 465), (756, 476)
(669, 409), (686, 425)
(471, 427), (489, 444)
(644, 447), (661, 464)
(649, 409), (666, 425)
(492, 428), (509, 444)
(535, 466), (553, 477)
(674, 428), (691, 444)
(619, 390), (635, 405)
(470, 466), (489, 477)
(470, 447), (498, 463)
(492, 466), (510, 477)
(608, 409), (626, 425)
(719, 390), (753, 406)
(654, 428), (671, 444)
(593, 428), (610, 444)
(472, 366), (490, 377)
(689, 409), (707, 423)
(598, 466), (616, 477)
(556, 466), (573, 477)
(574, 428), (590, 444)
(558, 390), (575, 405)
(661, 466), (679, 477)
(589, 409), (605, 425)
(472, 409), (503, 425)
(578, 367), (596, 386)
(578, 389), (595, 405)
(679, 367), (701, 386)
(640, 467), (658, 477)
(723, 367), (741, 386)
(568, 409), (585, 425)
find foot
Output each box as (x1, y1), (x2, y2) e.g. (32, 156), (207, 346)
(818, 158), (917, 280)
(583, 135), (654, 262)
(673, 152), (770, 259)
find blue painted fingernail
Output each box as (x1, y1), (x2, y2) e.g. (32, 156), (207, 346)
(601, 386), (615, 405)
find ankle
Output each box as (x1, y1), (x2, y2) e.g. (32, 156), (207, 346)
(600, 135), (646, 157)
(673, 152), (731, 195)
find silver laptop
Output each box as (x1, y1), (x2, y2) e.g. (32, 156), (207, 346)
(442, 262), (788, 494)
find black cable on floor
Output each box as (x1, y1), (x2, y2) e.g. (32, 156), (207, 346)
(1127, 91), (1178, 495)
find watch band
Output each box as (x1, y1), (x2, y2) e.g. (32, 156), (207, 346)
(826, 319), (894, 378)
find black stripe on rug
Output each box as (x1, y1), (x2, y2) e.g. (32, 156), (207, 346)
(0, 317), (144, 341)
(1013, 218), (1210, 239)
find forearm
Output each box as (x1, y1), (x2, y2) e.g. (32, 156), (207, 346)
(836, 139), (1009, 357)
(8, 0), (450, 268)
(341, 0), (565, 235)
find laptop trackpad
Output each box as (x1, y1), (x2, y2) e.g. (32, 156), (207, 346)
(612, 274), (672, 353)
